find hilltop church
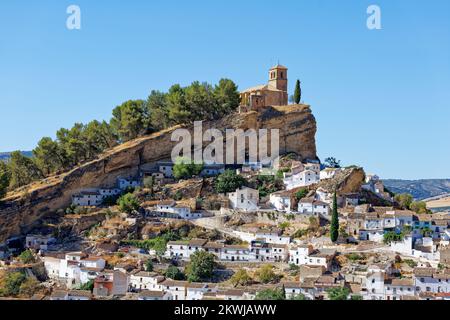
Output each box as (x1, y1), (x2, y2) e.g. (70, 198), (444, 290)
(240, 65), (289, 111)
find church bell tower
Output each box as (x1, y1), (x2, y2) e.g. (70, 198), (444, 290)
(268, 65), (288, 92)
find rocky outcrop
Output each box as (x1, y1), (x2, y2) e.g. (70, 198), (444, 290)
(0, 104), (317, 242)
(317, 167), (366, 195)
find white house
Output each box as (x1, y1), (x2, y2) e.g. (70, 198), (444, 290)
(43, 252), (105, 288)
(269, 191), (292, 212)
(228, 187), (259, 212)
(186, 283), (217, 300)
(72, 187), (121, 207)
(289, 245), (335, 269)
(154, 200), (201, 219)
(254, 230), (291, 245)
(160, 279), (187, 301)
(365, 271), (386, 300)
(298, 198), (330, 216)
(72, 190), (104, 206)
(384, 278), (415, 300)
(284, 170), (319, 190)
(414, 268), (450, 294)
(129, 271), (165, 291)
(165, 241), (190, 260)
(220, 245), (251, 262)
(25, 234), (55, 251)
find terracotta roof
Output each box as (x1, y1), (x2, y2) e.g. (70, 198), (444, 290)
(167, 241), (189, 246)
(204, 242), (224, 249)
(188, 239), (208, 247)
(158, 200), (176, 206)
(388, 278), (414, 286)
(220, 289), (244, 296)
(414, 268), (435, 277)
(224, 245), (249, 250)
(133, 271), (159, 278)
(270, 64), (288, 70)
(51, 290), (68, 298)
(161, 279), (188, 287)
(68, 290), (92, 298)
(281, 281), (301, 289)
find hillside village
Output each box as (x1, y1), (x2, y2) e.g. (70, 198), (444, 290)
(1, 66), (449, 301)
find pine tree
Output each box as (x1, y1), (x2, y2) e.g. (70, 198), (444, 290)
(293, 80), (301, 104)
(330, 190), (339, 242)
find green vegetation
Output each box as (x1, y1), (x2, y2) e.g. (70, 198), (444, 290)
(7, 151), (43, 190)
(255, 288), (285, 300)
(403, 259), (418, 268)
(186, 251), (216, 282)
(347, 253), (364, 262)
(394, 193), (413, 210)
(230, 269), (252, 287)
(295, 188), (308, 201)
(278, 222), (291, 232)
(145, 259), (154, 272)
(293, 79), (301, 104)
(78, 280), (94, 292)
(324, 157), (341, 168)
(215, 170), (247, 194)
(3, 79), (239, 191)
(0, 162), (10, 199)
(255, 175), (283, 199)
(173, 158), (203, 180)
(393, 192), (431, 214)
(330, 191), (339, 243)
(257, 264), (277, 284)
(351, 294), (363, 300)
(326, 287), (350, 300)
(410, 201), (432, 214)
(18, 250), (35, 264)
(383, 231), (404, 244)
(117, 193), (140, 214)
(0, 271), (27, 297)
(165, 266), (185, 280)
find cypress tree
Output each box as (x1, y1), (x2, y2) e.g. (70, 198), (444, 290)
(293, 80), (301, 104)
(330, 190), (339, 242)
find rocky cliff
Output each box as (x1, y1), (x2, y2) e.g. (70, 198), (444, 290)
(0, 104), (317, 242)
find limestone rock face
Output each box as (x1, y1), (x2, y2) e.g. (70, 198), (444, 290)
(0, 104), (317, 242)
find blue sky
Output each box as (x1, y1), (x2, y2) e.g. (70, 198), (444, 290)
(0, 0), (449, 179)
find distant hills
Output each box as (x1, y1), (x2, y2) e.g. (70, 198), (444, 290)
(0, 151), (33, 162)
(383, 179), (450, 200)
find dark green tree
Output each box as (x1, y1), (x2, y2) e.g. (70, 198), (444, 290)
(110, 100), (148, 142)
(0, 162), (10, 199)
(213, 78), (240, 117)
(293, 79), (301, 104)
(324, 157), (341, 168)
(7, 151), (43, 189)
(33, 137), (65, 175)
(186, 251), (216, 282)
(327, 287), (350, 300)
(215, 170), (247, 193)
(172, 158), (203, 180)
(165, 266), (185, 280)
(145, 259), (154, 272)
(330, 191), (339, 243)
(255, 288), (285, 300)
(146, 90), (169, 131)
(117, 193), (140, 214)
